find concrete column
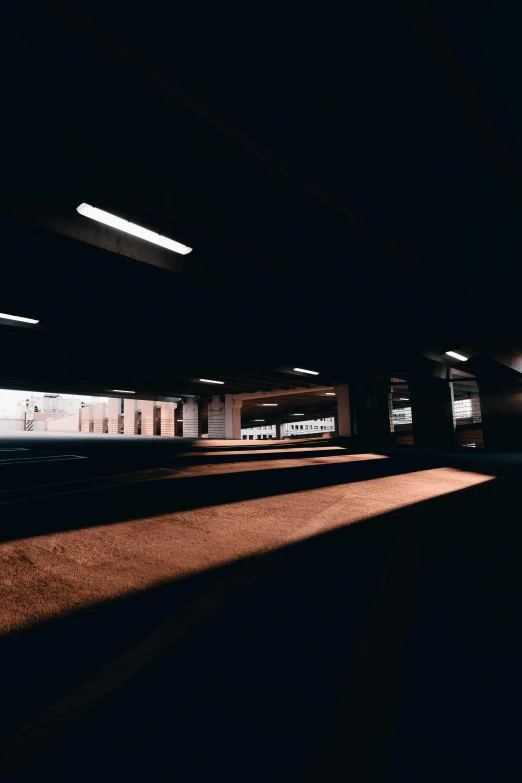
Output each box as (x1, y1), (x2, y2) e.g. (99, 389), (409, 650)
(80, 406), (93, 433)
(225, 395), (242, 440)
(409, 381), (456, 448)
(160, 402), (177, 437)
(107, 398), (122, 434)
(351, 374), (392, 446)
(275, 422), (282, 439)
(183, 399), (201, 438)
(141, 400), (156, 436)
(208, 395), (226, 439)
(93, 402), (107, 434)
(124, 398), (138, 435)
(478, 381), (522, 450)
(334, 383), (352, 437)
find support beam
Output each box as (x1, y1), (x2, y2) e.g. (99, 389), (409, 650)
(141, 399), (156, 436)
(80, 406), (93, 433)
(160, 402), (177, 437)
(183, 399), (201, 438)
(107, 397), (122, 434)
(93, 402), (106, 434)
(409, 381), (455, 448)
(334, 383), (352, 437)
(123, 398), (138, 435)
(225, 395), (242, 440)
(234, 385), (334, 401)
(208, 395), (226, 439)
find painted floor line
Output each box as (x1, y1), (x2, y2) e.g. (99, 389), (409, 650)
(0, 455), (88, 465)
(0, 554), (278, 779)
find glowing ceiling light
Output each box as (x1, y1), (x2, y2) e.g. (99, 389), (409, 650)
(76, 203), (192, 255)
(445, 351), (468, 361)
(0, 311), (39, 324)
(400, 398), (409, 401)
(261, 403), (278, 406)
(199, 378), (224, 384)
(293, 367), (319, 375)
(290, 413), (305, 416)
(113, 389), (135, 394)
(253, 419), (265, 422)
(325, 392), (336, 396)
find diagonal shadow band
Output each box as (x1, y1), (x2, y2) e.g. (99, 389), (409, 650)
(0, 474), (508, 781)
(0, 452), (445, 544)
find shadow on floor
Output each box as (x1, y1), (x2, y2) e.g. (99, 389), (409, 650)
(0, 450), (443, 543)
(2, 468), (521, 782)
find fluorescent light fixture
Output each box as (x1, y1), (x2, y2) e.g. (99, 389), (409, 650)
(113, 389), (135, 394)
(178, 419), (183, 422)
(400, 398), (409, 401)
(293, 367), (319, 375)
(254, 419), (265, 422)
(325, 392), (336, 396)
(445, 351), (468, 361)
(261, 403), (278, 406)
(76, 203), (192, 255)
(290, 413), (305, 416)
(0, 311), (39, 324)
(199, 378), (224, 384)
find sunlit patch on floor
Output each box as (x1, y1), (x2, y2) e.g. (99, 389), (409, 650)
(0, 464), (493, 637)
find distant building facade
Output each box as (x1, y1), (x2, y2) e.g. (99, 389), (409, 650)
(241, 417), (335, 439)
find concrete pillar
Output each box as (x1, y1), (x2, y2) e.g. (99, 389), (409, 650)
(275, 422), (282, 439)
(478, 381), (522, 450)
(409, 381), (455, 448)
(225, 395), (242, 440)
(160, 402), (177, 437)
(80, 406), (93, 433)
(208, 395), (226, 439)
(334, 383), (351, 437)
(351, 374), (392, 446)
(183, 399), (201, 438)
(124, 398), (138, 435)
(93, 402), (106, 434)
(107, 398), (122, 434)
(141, 400), (156, 436)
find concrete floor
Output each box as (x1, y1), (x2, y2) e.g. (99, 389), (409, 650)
(0, 433), (520, 781)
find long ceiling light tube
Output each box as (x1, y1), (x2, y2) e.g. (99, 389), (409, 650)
(0, 312), (39, 324)
(77, 203), (192, 255)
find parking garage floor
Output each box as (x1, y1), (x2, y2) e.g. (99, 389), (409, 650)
(0, 433), (521, 781)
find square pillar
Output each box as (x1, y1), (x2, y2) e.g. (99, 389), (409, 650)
(183, 399), (201, 438)
(410, 381), (456, 448)
(124, 398), (138, 435)
(225, 395), (242, 440)
(334, 383), (352, 437)
(107, 398), (122, 434)
(80, 406), (93, 433)
(141, 400), (156, 436)
(93, 402), (107, 434)
(160, 402), (177, 437)
(478, 381), (522, 450)
(351, 374), (392, 447)
(208, 395), (226, 439)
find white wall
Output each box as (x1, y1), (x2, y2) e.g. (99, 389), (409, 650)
(47, 412), (80, 432)
(0, 419), (25, 432)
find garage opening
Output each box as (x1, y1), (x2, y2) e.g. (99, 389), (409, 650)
(453, 376), (483, 448)
(389, 379), (413, 446)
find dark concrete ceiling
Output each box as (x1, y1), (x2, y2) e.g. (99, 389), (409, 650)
(2, 1), (522, 398)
